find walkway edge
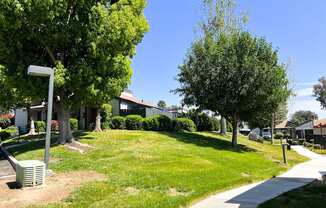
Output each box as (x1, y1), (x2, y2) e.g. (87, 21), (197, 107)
(0, 143), (18, 171)
(190, 146), (326, 208)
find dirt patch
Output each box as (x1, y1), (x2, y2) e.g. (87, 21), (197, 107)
(168, 188), (191, 197)
(241, 172), (251, 177)
(65, 140), (94, 154)
(125, 186), (140, 195)
(0, 170), (106, 208)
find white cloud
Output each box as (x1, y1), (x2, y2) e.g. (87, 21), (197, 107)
(286, 86), (325, 118)
(294, 82), (316, 87)
(295, 87), (313, 97)
(288, 97), (326, 118)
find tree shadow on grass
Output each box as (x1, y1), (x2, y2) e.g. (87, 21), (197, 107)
(5, 131), (95, 157)
(73, 131), (97, 140)
(7, 138), (59, 157)
(160, 131), (256, 153)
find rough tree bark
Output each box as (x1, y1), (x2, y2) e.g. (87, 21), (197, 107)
(231, 115), (239, 146)
(271, 112), (275, 144)
(27, 106), (36, 135)
(28, 116), (36, 135)
(56, 101), (73, 144)
(220, 117), (227, 134)
(94, 108), (102, 132)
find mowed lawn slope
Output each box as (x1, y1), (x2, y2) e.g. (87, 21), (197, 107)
(9, 131), (307, 208)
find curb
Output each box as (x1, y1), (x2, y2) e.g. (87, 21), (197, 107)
(0, 143), (18, 171)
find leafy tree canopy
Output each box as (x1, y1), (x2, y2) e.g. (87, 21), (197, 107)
(0, 0), (149, 143)
(314, 77), (326, 109)
(176, 31), (290, 146)
(248, 101), (288, 129)
(289, 110), (318, 127)
(157, 100), (167, 109)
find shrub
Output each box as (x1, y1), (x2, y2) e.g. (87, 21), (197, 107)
(51, 120), (59, 131)
(35, 121), (46, 132)
(143, 116), (160, 131)
(125, 115), (143, 130)
(274, 132), (284, 140)
(303, 142), (313, 148)
(257, 136), (264, 143)
(5, 126), (18, 136)
(192, 113), (212, 131)
(211, 118), (220, 131)
(101, 104), (112, 123)
(70, 118), (79, 131)
(173, 118), (196, 132)
(110, 116), (126, 129)
(0, 118), (11, 128)
(157, 115), (172, 131)
(0, 130), (11, 141)
(227, 121), (233, 132)
(102, 121), (111, 130)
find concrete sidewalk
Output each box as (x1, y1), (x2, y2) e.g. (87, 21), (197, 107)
(190, 146), (326, 208)
(0, 151), (15, 179)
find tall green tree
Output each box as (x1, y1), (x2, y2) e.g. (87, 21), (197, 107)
(289, 110), (318, 127)
(176, 31), (290, 146)
(201, 0), (247, 135)
(313, 77), (326, 109)
(157, 100), (167, 109)
(248, 101), (288, 129)
(0, 0), (149, 143)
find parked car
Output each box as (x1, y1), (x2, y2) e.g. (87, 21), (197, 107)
(262, 129), (271, 139)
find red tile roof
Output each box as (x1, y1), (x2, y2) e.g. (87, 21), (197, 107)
(118, 94), (156, 108)
(313, 119), (326, 128)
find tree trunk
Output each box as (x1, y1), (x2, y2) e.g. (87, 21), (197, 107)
(56, 102), (73, 144)
(231, 118), (238, 147)
(94, 108), (102, 132)
(220, 117), (227, 134)
(271, 112), (275, 144)
(28, 116), (36, 135)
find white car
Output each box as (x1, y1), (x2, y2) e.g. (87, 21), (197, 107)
(262, 129), (271, 139)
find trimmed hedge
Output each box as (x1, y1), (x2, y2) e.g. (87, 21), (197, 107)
(0, 118), (11, 128)
(143, 115), (172, 131)
(126, 115), (143, 130)
(70, 118), (79, 131)
(158, 115), (172, 131)
(143, 116), (160, 131)
(110, 116), (126, 129)
(35, 121), (46, 132)
(173, 118), (196, 132)
(274, 132), (284, 140)
(0, 130), (11, 141)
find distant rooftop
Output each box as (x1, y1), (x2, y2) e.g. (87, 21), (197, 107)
(118, 91), (158, 108)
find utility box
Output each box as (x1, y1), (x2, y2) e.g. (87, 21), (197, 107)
(16, 160), (46, 188)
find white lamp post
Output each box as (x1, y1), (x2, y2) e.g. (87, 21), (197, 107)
(28, 65), (54, 169)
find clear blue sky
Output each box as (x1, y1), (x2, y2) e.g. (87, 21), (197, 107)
(130, 0), (326, 118)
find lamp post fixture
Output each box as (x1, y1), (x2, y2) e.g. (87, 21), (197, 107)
(27, 65), (54, 170)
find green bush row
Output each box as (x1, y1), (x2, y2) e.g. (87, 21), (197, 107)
(0, 130), (11, 141)
(35, 118), (79, 132)
(189, 113), (220, 132)
(109, 115), (196, 132)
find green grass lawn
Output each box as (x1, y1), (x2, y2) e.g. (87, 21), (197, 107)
(8, 130), (307, 208)
(259, 181), (326, 208)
